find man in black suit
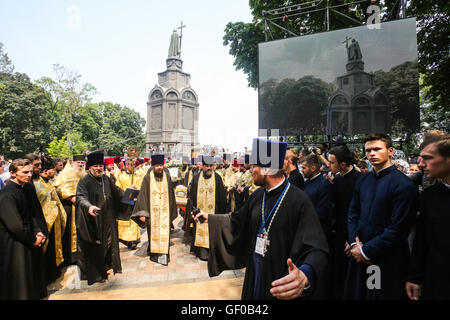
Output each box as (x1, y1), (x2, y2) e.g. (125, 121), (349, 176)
(283, 148), (304, 190)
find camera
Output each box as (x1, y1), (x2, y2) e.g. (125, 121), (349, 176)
(192, 207), (205, 224)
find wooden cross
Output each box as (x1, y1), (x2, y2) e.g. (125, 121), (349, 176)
(177, 21), (187, 56)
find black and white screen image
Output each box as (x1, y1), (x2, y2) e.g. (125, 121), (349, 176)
(258, 18), (420, 136)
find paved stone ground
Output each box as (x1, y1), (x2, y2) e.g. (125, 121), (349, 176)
(46, 215), (245, 300)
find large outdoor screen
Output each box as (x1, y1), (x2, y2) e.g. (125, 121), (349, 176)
(258, 18), (420, 136)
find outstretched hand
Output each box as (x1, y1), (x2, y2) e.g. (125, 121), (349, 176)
(270, 258), (309, 300)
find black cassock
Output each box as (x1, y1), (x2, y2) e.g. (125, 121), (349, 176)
(0, 182), (48, 300)
(408, 182), (450, 299)
(207, 179), (329, 300)
(330, 168), (362, 299)
(345, 165), (419, 300)
(75, 173), (126, 285)
(187, 171), (227, 261)
(131, 167), (178, 265)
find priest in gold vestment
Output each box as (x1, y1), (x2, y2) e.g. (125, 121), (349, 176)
(187, 156), (227, 261)
(53, 155), (85, 266)
(34, 156), (67, 284)
(115, 158), (143, 250)
(131, 154), (178, 265)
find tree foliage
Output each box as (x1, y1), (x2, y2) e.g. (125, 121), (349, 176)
(0, 44), (146, 159)
(259, 75), (335, 135)
(0, 43), (14, 74)
(0, 72), (52, 158)
(371, 60), (420, 134)
(47, 133), (88, 159)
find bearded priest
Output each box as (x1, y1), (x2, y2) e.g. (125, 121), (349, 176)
(131, 154), (177, 266)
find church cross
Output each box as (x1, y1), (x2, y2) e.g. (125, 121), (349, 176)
(342, 36), (352, 48)
(178, 21), (187, 57)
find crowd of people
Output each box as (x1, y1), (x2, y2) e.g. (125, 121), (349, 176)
(0, 130), (449, 300)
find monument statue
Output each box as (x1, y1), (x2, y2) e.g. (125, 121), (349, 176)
(347, 38), (362, 61)
(168, 29), (180, 57)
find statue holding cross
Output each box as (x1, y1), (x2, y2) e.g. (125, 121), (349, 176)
(168, 22), (186, 58)
(343, 36), (363, 61)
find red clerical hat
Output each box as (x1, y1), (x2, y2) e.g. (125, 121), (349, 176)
(105, 158), (114, 165)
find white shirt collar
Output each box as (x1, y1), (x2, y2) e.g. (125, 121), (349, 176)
(266, 178), (286, 193)
(442, 180), (450, 189)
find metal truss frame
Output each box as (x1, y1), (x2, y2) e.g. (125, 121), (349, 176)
(262, 0), (408, 41)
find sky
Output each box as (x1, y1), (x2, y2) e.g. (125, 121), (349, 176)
(259, 18), (418, 84)
(0, 0), (259, 153)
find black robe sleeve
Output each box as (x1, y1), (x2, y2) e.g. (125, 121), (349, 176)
(214, 172), (227, 214)
(288, 196), (329, 282)
(208, 199), (252, 277)
(0, 195), (36, 246)
(166, 168), (178, 224)
(75, 176), (98, 244)
(187, 173), (199, 211)
(107, 176), (128, 221)
(131, 169), (151, 229)
(407, 196), (427, 285)
(22, 182), (48, 237)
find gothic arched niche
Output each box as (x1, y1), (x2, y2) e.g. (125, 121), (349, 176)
(331, 95), (349, 106)
(182, 91), (196, 102)
(167, 91), (178, 100)
(150, 90), (162, 101)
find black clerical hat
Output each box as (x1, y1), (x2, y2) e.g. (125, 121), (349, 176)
(151, 154), (164, 165)
(87, 152), (104, 166)
(250, 138), (287, 169)
(195, 155), (203, 165)
(202, 156), (214, 166)
(182, 156), (190, 164)
(244, 154), (250, 164)
(73, 155), (85, 162)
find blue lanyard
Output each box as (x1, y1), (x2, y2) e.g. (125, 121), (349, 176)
(261, 181), (290, 231)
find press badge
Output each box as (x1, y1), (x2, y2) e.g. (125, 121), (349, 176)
(255, 236), (266, 257)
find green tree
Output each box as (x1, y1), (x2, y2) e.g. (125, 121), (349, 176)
(0, 43), (14, 74)
(0, 72), (52, 158)
(47, 132), (88, 159)
(372, 60), (420, 135)
(260, 75), (334, 134)
(36, 64), (97, 158)
(93, 102), (146, 155)
(410, 0), (450, 114)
